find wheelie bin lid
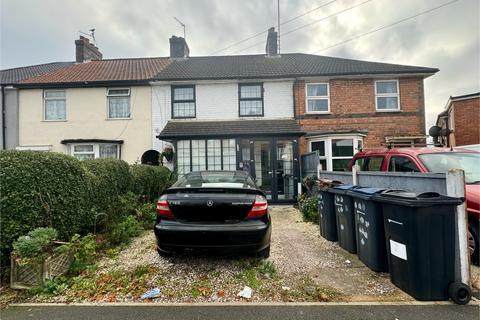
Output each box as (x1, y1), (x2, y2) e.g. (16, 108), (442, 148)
(347, 187), (386, 200)
(372, 190), (464, 207)
(329, 184), (359, 195)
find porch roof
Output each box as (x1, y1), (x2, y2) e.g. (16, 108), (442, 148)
(157, 119), (304, 140)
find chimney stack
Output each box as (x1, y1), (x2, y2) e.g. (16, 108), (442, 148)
(265, 27), (278, 57)
(75, 36), (102, 63)
(169, 36), (190, 59)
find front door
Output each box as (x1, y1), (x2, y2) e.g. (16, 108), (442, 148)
(238, 138), (298, 202)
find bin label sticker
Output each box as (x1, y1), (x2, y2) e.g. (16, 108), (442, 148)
(390, 240), (407, 260)
(387, 219), (403, 226)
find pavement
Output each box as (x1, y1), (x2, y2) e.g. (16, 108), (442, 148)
(1, 302), (479, 320)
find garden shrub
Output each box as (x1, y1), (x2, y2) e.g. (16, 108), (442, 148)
(107, 216), (143, 246)
(12, 227), (58, 260)
(82, 159), (132, 213)
(298, 194), (319, 224)
(130, 164), (173, 201)
(0, 151), (92, 271)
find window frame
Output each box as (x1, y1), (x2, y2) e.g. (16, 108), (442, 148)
(374, 79), (400, 112)
(43, 90), (67, 121)
(175, 138), (237, 173)
(171, 85), (196, 119)
(238, 83), (264, 117)
(309, 135), (363, 171)
(107, 87), (131, 119)
(70, 143), (121, 160)
(305, 82), (330, 114)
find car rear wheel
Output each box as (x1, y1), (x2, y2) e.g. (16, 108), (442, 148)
(256, 246), (270, 259)
(468, 221), (479, 265)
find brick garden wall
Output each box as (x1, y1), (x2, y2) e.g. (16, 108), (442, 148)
(294, 77), (426, 154)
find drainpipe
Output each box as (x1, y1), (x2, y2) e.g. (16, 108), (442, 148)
(1, 85), (6, 150)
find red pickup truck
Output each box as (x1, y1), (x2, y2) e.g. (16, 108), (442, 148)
(348, 147), (480, 265)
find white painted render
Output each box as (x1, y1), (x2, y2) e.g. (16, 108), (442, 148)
(18, 86), (152, 163)
(151, 80), (295, 150)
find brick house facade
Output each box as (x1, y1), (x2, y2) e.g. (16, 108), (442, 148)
(294, 77), (427, 169)
(435, 92), (480, 147)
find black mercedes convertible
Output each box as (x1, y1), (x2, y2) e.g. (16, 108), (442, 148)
(154, 171), (271, 258)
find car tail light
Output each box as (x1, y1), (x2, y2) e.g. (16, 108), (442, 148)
(156, 195), (174, 220)
(246, 195), (268, 219)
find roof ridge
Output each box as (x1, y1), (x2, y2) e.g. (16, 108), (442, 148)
(98, 57), (170, 61)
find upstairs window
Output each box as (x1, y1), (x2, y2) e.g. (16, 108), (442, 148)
(44, 90), (66, 121)
(375, 80), (399, 111)
(306, 83), (329, 113)
(239, 83), (263, 116)
(172, 85), (196, 118)
(107, 88), (131, 119)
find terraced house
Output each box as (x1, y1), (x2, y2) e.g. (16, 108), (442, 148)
(7, 29), (438, 202)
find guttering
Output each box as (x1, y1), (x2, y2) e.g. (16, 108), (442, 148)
(14, 79), (151, 89)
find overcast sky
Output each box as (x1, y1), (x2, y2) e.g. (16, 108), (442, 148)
(1, 0), (479, 131)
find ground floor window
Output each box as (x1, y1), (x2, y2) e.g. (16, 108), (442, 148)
(176, 139), (236, 174)
(309, 136), (363, 171)
(70, 143), (120, 160)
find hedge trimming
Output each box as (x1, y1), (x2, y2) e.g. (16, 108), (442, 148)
(130, 164), (173, 201)
(0, 151), (172, 275)
(0, 151), (92, 271)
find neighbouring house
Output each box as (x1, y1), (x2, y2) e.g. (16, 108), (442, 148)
(10, 28), (438, 202)
(0, 61), (74, 149)
(433, 92), (480, 147)
(14, 36), (171, 163)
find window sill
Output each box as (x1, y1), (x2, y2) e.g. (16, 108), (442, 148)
(172, 117), (196, 120)
(375, 109), (401, 113)
(42, 119), (67, 122)
(105, 117), (132, 120)
(305, 112), (331, 115)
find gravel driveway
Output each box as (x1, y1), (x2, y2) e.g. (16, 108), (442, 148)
(28, 206), (410, 303)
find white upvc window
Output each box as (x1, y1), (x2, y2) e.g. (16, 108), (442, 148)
(71, 143), (120, 160)
(44, 90), (66, 121)
(107, 88), (131, 119)
(375, 80), (400, 111)
(306, 83), (329, 113)
(309, 136), (363, 171)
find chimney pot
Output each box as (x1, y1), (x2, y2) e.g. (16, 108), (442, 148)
(75, 35), (103, 63)
(169, 36), (190, 58)
(265, 27), (279, 57)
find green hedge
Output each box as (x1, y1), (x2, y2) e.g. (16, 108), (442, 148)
(0, 151), (172, 275)
(0, 151), (92, 270)
(82, 159), (132, 213)
(130, 164), (173, 201)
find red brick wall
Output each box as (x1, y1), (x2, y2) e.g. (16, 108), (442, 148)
(294, 77), (426, 154)
(452, 97), (480, 146)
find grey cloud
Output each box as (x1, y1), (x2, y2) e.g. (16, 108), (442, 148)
(1, 0), (478, 135)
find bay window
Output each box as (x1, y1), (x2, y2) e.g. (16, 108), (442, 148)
(71, 143), (120, 160)
(375, 80), (400, 111)
(310, 136), (363, 171)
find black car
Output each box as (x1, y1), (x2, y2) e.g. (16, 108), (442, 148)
(154, 171), (272, 258)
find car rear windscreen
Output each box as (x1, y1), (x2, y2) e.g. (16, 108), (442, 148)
(172, 171), (256, 189)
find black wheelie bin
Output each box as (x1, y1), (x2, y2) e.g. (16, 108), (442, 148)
(329, 185), (359, 254)
(318, 180), (343, 242)
(347, 187), (388, 272)
(373, 190), (471, 304)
